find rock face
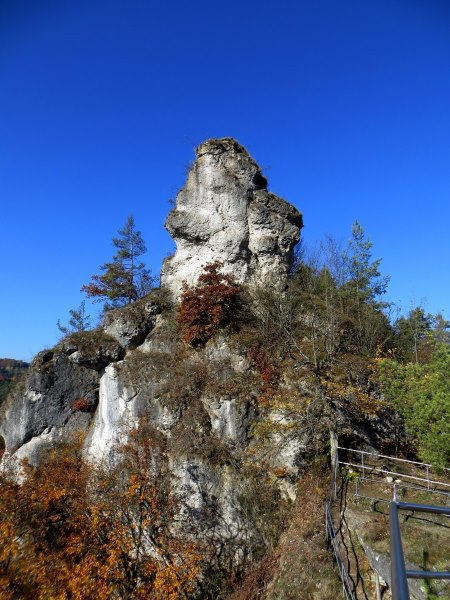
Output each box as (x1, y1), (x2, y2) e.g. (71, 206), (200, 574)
(0, 349), (100, 467)
(161, 138), (303, 298)
(103, 297), (162, 349)
(0, 138), (306, 591)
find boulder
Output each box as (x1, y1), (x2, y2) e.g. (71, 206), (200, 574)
(103, 299), (161, 349)
(59, 330), (125, 371)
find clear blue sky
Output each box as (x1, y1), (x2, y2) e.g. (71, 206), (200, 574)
(1, 0), (449, 361)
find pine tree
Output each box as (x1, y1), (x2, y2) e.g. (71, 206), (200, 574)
(394, 307), (433, 363)
(344, 220), (390, 304)
(57, 301), (91, 335)
(340, 221), (391, 354)
(81, 215), (153, 310)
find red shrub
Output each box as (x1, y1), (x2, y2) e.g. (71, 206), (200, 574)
(177, 262), (241, 347)
(72, 398), (95, 413)
(247, 344), (280, 405)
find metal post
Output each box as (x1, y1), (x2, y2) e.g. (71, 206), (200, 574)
(375, 571), (382, 600)
(334, 453), (338, 500)
(390, 502), (410, 600)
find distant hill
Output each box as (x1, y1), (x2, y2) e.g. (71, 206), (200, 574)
(0, 358), (29, 405)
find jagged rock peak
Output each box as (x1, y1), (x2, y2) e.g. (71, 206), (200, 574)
(161, 137), (303, 298)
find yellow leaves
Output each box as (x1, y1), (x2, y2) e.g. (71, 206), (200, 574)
(128, 473), (141, 497)
(321, 377), (383, 417)
(254, 385), (309, 414)
(0, 426), (202, 599)
(151, 546), (201, 600)
(46, 486), (67, 504)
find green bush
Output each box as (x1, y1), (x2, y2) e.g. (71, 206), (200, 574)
(379, 343), (450, 469)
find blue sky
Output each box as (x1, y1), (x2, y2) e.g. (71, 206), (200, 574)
(1, 0), (449, 361)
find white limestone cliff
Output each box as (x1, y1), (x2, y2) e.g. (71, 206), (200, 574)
(161, 137), (303, 298)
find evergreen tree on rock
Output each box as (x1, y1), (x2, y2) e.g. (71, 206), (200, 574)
(57, 301), (92, 335)
(344, 220), (390, 305)
(82, 215), (153, 311)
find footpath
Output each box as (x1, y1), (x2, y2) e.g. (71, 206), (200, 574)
(326, 447), (450, 600)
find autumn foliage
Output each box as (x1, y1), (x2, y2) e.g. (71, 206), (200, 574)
(247, 344), (280, 405)
(0, 427), (200, 599)
(71, 397), (96, 412)
(177, 262), (241, 347)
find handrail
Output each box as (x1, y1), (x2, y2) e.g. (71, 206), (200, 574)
(325, 500), (356, 600)
(338, 446), (450, 474)
(354, 475), (450, 496)
(390, 501), (450, 600)
(325, 445), (356, 599)
(353, 476), (450, 508)
(332, 445), (450, 599)
(390, 502), (409, 600)
(337, 446), (450, 507)
(338, 460), (450, 489)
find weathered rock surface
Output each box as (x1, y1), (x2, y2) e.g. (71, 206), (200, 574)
(0, 137), (306, 591)
(84, 352), (179, 459)
(203, 395), (254, 445)
(84, 361), (139, 459)
(103, 298), (162, 349)
(161, 137), (303, 298)
(59, 330), (125, 370)
(0, 349), (99, 466)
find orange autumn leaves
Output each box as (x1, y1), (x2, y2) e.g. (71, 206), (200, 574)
(0, 428), (200, 599)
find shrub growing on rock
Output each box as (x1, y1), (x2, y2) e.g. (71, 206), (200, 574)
(177, 262), (241, 347)
(0, 426), (201, 599)
(71, 398), (96, 413)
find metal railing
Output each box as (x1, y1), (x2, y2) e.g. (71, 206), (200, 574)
(337, 446), (450, 503)
(390, 501), (450, 600)
(354, 476), (450, 505)
(325, 499), (356, 600)
(329, 446), (450, 599)
(339, 447), (450, 475)
(325, 446), (357, 599)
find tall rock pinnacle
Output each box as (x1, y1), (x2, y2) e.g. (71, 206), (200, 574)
(161, 138), (303, 297)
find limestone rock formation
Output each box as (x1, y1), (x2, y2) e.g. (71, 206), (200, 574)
(0, 140), (304, 544)
(0, 138), (334, 596)
(103, 297), (162, 349)
(0, 138), (406, 597)
(161, 137), (303, 298)
(0, 348), (100, 466)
